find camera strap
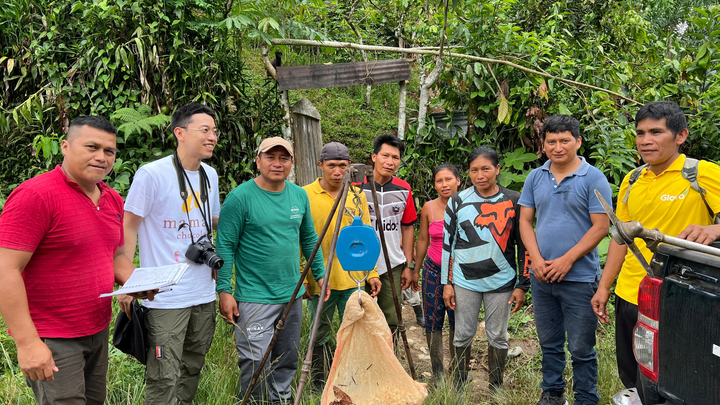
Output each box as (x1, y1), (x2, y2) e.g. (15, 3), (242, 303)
(172, 151), (213, 244)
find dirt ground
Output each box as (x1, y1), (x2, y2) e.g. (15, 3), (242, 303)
(398, 303), (540, 396)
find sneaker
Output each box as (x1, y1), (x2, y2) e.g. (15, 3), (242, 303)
(536, 391), (568, 405)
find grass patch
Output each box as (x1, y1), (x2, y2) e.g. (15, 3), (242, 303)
(1, 297), (623, 404)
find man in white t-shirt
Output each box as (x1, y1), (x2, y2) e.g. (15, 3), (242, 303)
(119, 104), (221, 405)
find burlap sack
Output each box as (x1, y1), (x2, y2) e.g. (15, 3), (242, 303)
(321, 290), (427, 405)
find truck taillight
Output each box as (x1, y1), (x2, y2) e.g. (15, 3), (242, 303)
(634, 276), (662, 383)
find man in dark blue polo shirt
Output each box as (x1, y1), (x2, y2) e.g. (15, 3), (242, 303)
(518, 115), (612, 405)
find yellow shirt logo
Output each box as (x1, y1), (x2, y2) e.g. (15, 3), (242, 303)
(181, 190), (201, 213)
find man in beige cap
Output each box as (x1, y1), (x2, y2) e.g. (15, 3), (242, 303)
(216, 137), (328, 404)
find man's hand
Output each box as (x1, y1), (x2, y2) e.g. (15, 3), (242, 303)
(443, 284), (456, 310)
(18, 338), (58, 381)
(508, 288), (526, 314)
(317, 279), (331, 302)
(117, 295), (135, 319)
(531, 254), (548, 282)
(544, 254), (574, 283)
(367, 277), (381, 297)
(678, 224), (720, 245)
(591, 287), (612, 324)
(302, 283), (311, 300)
(127, 290), (157, 301)
(401, 267), (413, 290)
(219, 292), (239, 324)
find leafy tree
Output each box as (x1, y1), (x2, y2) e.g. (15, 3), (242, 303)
(0, 0), (294, 198)
(2, 0), (719, 206)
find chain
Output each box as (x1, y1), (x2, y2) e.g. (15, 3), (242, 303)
(343, 183), (364, 223)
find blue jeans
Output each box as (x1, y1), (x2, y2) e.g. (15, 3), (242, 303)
(531, 275), (600, 405)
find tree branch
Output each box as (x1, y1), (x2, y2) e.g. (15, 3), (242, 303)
(223, 0), (235, 19)
(270, 38), (644, 106)
(486, 62), (502, 94)
(261, 44), (277, 79)
(437, 0), (448, 58)
(411, 45), (464, 50)
(416, 0), (448, 132)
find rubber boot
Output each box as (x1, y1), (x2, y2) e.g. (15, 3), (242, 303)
(426, 332), (445, 386)
(414, 305), (425, 327)
(487, 345), (508, 393)
(452, 344), (472, 389)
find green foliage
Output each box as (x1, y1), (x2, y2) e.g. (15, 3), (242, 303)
(31, 133), (63, 170)
(400, 120), (476, 204)
(642, 0), (718, 33)
(3, 0), (719, 202)
(111, 106), (171, 140)
(393, 0), (720, 201)
(0, 0), (288, 198)
(588, 117), (639, 195)
(680, 6), (720, 162)
(105, 105), (171, 195)
(499, 147), (537, 190)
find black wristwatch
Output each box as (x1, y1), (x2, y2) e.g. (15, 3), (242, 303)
(405, 262), (415, 270)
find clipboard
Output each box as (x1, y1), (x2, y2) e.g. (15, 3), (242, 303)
(99, 263), (190, 298)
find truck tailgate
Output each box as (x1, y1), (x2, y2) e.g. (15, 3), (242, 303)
(658, 273), (720, 404)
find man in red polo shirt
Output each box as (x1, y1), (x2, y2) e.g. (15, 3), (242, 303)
(0, 116), (151, 404)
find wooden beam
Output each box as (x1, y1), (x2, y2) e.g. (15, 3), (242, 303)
(276, 59), (411, 91)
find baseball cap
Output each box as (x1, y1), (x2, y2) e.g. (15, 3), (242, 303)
(319, 142), (351, 162)
(257, 137), (294, 157)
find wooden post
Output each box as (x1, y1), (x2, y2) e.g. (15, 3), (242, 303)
(292, 98), (323, 187)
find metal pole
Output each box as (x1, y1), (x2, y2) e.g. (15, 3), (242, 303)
(293, 176), (352, 404)
(659, 234), (720, 257)
(239, 181), (348, 405)
(596, 190), (720, 275)
(369, 174), (417, 380)
(620, 220), (720, 258)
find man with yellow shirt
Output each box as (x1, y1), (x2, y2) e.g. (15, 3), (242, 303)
(303, 142), (382, 391)
(591, 101), (720, 392)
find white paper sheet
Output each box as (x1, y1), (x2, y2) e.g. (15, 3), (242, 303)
(99, 263), (190, 298)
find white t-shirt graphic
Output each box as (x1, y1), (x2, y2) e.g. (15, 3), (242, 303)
(125, 155), (221, 309)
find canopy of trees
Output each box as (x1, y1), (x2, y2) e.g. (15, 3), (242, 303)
(2, 0), (719, 203)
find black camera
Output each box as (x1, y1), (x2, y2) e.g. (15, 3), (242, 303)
(185, 236), (224, 270)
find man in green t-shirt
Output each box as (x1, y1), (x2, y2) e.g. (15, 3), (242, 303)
(216, 137), (328, 404)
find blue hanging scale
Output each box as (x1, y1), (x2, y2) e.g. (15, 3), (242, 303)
(336, 215), (381, 303)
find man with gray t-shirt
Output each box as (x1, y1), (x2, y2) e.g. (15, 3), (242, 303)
(119, 104), (221, 405)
